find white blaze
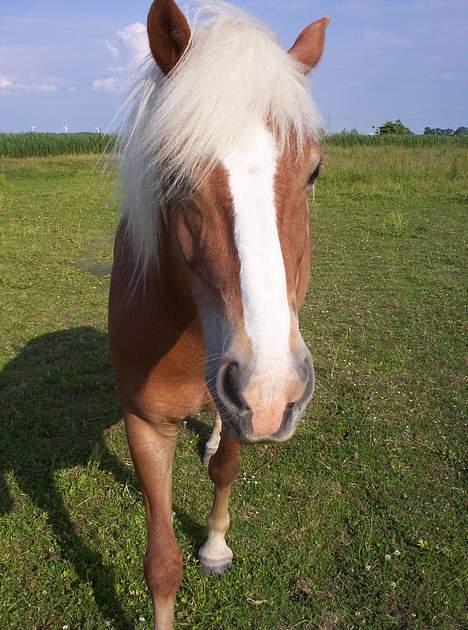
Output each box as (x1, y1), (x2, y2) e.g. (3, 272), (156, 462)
(223, 124), (290, 371)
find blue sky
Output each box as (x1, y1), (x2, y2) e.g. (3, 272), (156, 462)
(0, 0), (466, 133)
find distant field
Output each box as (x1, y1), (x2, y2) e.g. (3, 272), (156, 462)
(0, 131), (467, 158)
(0, 145), (466, 629)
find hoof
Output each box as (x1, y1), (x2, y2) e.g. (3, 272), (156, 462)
(199, 558), (233, 575)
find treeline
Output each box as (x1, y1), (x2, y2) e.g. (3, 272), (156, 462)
(0, 131), (467, 158)
(372, 120), (468, 137)
(375, 120), (468, 137)
(424, 126), (468, 136)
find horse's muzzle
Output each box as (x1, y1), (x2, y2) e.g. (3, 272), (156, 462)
(215, 354), (315, 443)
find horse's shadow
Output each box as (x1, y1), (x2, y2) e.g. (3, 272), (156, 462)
(0, 326), (207, 629)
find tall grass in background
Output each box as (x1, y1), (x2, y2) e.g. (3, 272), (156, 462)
(0, 133), (116, 158)
(324, 133), (468, 148)
(0, 131), (466, 158)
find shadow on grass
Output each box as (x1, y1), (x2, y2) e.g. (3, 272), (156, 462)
(0, 326), (210, 629)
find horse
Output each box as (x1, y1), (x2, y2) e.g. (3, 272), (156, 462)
(108, 1), (329, 627)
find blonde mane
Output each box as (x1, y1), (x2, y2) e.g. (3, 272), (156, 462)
(117, 0), (322, 272)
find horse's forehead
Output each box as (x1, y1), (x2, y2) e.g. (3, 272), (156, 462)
(199, 129), (320, 202)
(191, 130), (319, 263)
(198, 164), (233, 205)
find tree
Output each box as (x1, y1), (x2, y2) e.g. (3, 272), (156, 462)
(454, 126), (468, 136)
(378, 119), (412, 135)
(424, 127), (458, 136)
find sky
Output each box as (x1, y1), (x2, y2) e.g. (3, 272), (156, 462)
(0, 0), (466, 134)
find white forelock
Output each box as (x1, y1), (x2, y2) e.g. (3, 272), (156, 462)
(117, 0), (322, 272)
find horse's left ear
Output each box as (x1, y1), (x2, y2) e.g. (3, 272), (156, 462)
(288, 17), (330, 72)
(147, 0), (191, 75)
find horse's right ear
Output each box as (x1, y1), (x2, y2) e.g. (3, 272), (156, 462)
(147, 0), (191, 75)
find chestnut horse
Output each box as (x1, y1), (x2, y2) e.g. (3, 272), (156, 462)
(108, 1), (329, 627)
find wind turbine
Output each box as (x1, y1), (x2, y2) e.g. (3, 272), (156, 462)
(95, 126), (102, 134)
(62, 123), (69, 134)
(30, 125), (36, 132)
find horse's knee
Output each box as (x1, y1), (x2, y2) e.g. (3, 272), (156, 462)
(208, 440), (240, 487)
(144, 543), (183, 600)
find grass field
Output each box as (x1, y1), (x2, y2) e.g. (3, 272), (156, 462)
(0, 145), (466, 629)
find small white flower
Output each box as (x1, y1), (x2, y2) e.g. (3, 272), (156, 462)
(139, 616), (146, 623)
(390, 582), (396, 589)
(394, 549), (401, 557)
(385, 554), (391, 561)
(365, 564), (371, 571)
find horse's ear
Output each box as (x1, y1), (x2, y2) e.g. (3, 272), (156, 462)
(147, 0), (191, 75)
(288, 17), (330, 72)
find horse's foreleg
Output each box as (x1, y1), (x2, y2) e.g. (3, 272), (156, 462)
(203, 412), (222, 465)
(125, 413), (182, 630)
(199, 428), (240, 574)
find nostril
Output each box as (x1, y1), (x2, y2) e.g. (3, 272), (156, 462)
(219, 361), (250, 414)
(222, 362), (242, 408)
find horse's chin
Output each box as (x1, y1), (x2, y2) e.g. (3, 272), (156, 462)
(221, 414), (300, 445)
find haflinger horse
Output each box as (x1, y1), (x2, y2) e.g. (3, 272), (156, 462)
(108, 0), (329, 627)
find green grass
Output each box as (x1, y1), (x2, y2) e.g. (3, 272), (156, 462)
(324, 133), (468, 148)
(0, 133), (116, 158)
(0, 146), (466, 629)
(0, 132), (466, 158)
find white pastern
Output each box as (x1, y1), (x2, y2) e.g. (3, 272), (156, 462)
(223, 124), (290, 372)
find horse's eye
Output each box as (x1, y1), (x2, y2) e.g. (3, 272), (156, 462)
(307, 163), (321, 187)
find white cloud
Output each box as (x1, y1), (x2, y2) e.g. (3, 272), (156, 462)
(92, 22), (149, 93)
(105, 40), (120, 60)
(69, 86), (77, 93)
(92, 77), (120, 93)
(0, 76), (57, 93)
(117, 23), (148, 66)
